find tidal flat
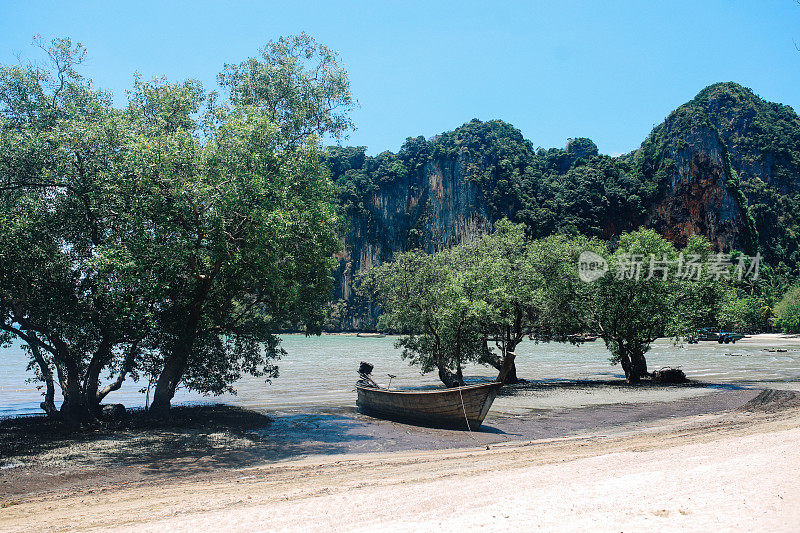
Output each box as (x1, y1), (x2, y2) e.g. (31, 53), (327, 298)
(1, 334), (799, 531)
(1, 388), (799, 531)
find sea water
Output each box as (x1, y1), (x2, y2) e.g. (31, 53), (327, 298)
(1, 334), (798, 418)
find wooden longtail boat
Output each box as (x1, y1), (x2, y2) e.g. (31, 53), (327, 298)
(356, 381), (503, 430)
(355, 353), (515, 430)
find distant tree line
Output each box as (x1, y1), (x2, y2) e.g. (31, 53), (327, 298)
(363, 220), (785, 386)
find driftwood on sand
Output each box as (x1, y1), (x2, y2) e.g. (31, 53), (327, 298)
(651, 367), (687, 383)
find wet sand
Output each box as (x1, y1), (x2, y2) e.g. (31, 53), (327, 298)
(0, 388), (798, 531)
(0, 386), (762, 496)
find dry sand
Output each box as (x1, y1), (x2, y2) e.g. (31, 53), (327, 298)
(2, 390), (799, 532)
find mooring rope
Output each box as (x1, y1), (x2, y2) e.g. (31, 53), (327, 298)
(457, 384), (476, 438)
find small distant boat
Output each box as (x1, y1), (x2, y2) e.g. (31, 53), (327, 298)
(567, 333), (598, 343)
(356, 381), (503, 430)
(696, 328), (722, 341)
(355, 355), (514, 430)
(356, 332), (386, 338)
(695, 328), (745, 343)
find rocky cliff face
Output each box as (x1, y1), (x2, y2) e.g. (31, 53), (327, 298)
(326, 83), (800, 330)
(686, 82), (800, 195)
(643, 124), (745, 251)
(330, 151), (493, 330)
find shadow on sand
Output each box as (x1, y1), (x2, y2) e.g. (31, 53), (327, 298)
(0, 405), (377, 477)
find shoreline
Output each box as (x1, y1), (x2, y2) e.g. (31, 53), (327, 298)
(1, 388), (799, 531)
(0, 386), (790, 495)
(3, 332), (799, 420)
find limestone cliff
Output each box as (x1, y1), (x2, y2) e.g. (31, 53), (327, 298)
(326, 83), (800, 330)
(329, 148), (494, 330)
(640, 121), (745, 251)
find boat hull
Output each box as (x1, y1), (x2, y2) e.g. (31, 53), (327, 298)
(356, 382), (503, 430)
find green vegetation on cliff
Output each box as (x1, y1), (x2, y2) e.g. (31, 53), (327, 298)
(327, 82), (800, 271)
(327, 121), (648, 244)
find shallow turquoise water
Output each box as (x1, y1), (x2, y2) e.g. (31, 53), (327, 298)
(1, 334), (798, 417)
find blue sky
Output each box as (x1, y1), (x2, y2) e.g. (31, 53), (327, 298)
(1, 1), (799, 156)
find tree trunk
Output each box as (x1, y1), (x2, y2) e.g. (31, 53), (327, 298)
(437, 365), (463, 388)
(83, 338), (113, 418)
(497, 351), (517, 383)
(52, 341), (88, 426)
(619, 350), (649, 384)
(150, 272), (215, 417)
(630, 350), (649, 380)
(619, 353), (638, 384)
(27, 338), (58, 419)
(58, 374), (86, 426)
(501, 362), (518, 384)
(149, 345), (190, 417)
(97, 342), (138, 403)
(616, 343), (640, 384)
(480, 341), (520, 384)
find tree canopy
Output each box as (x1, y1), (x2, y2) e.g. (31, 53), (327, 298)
(364, 223), (734, 386)
(0, 34), (351, 423)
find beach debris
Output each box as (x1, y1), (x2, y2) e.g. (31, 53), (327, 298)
(101, 404), (127, 421)
(651, 368), (687, 383)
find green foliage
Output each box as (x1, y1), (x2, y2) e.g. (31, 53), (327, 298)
(361, 248), (485, 387)
(774, 286), (800, 333)
(365, 225), (730, 386)
(364, 219), (604, 385)
(669, 234), (724, 336)
(743, 179), (800, 268)
(125, 78), (342, 405)
(721, 148), (758, 255)
(718, 293), (772, 333)
(0, 34), (350, 420)
(586, 230), (678, 377)
(0, 36), (156, 422)
(218, 32), (355, 144)
(471, 221), (593, 350)
(327, 119), (648, 246)
(578, 230), (725, 382)
(715, 259), (792, 333)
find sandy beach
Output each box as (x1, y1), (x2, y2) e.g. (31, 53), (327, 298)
(2, 334), (799, 531)
(1, 387), (798, 532)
